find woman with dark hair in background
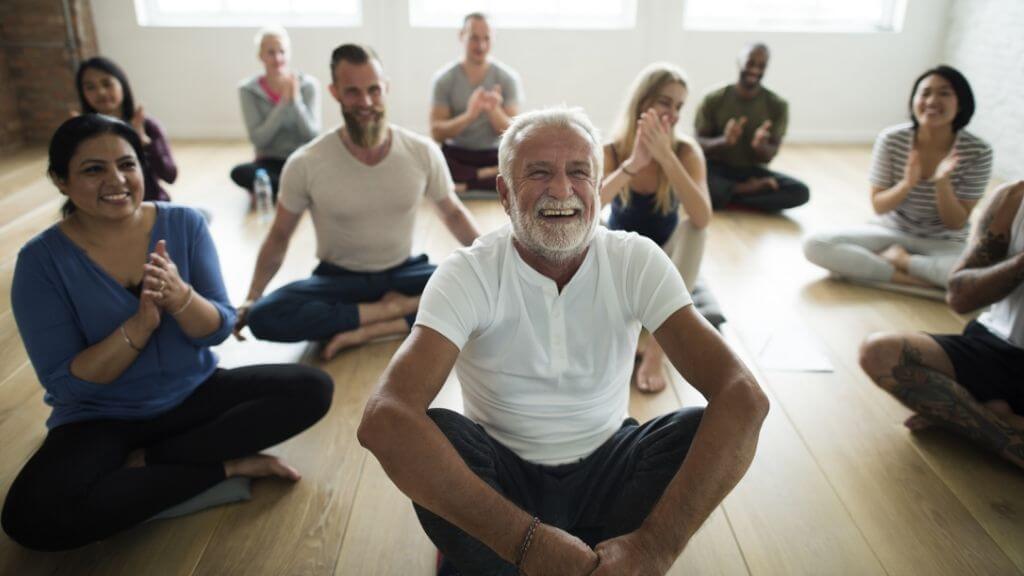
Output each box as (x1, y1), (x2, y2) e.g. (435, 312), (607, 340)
(1, 114), (333, 551)
(803, 65), (993, 292)
(231, 26), (320, 201)
(601, 62), (712, 393)
(76, 56), (179, 202)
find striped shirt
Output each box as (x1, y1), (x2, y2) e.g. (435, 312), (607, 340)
(869, 123), (993, 240)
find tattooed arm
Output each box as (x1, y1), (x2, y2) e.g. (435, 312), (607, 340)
(947, 181), (1024, 313)
(882, 340), (1024, 470)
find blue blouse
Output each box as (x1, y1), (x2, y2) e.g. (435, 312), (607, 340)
(12, 203), (237, 429)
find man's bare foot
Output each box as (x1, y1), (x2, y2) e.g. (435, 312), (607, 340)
(476, 166), (499, 180)
(378, 291), (419, 319)
(985, 400), (1024, 430)
(322, 328), (368, 360)
(124, 448), (145, 469)
(903, 413), (933, 431)
(879, 244), (911, 272)
(734, 176), (779, 195)
(635, 345), (669, 393)
(454, 182), (468, 194)
(224, 454), (301, 481)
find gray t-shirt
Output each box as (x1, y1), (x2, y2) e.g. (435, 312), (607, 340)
(431, 60), (522, 150)
(278, 125), (454, 272)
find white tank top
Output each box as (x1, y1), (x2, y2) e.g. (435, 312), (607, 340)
(978, 194), (1024, 348)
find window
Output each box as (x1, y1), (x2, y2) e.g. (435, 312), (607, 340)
(409, 0), (637, 29)
(134, 0), (362, 27)
(683, 0), (906, 33)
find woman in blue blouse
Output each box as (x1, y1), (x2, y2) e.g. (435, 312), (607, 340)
(2, 115), (333, 551)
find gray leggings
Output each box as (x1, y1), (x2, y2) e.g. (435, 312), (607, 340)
(802, 224), (965, 288)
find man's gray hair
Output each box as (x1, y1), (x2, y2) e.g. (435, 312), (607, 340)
(498, 107), (603, 189)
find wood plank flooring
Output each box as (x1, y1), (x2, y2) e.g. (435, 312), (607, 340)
(0, 141), (1020, 575)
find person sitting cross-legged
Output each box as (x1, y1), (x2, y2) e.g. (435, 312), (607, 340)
(859, 181), (1024, 472)
(358, 108), (769, 575)
(234, 44), (480, 360)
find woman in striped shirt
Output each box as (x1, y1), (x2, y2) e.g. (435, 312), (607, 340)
(803, 65), (993, 291)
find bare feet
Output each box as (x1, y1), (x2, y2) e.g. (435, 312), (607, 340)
(454, 182), (468, 195)
(879, 244), (911, 272)
(734, 176), (779, 195)
(904, 400), (1024, 432)
(378, 291), (419, 318)
(635, 343), (669, 393)
(322, 327), (368, 360)
(224, 454), (301, 481)
(476, 166), (499, 180)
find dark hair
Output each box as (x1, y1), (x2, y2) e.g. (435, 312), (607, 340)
(48, 114), (146, 217)
(462, 12), (488, 31)
(76, 56), (136, 121)
(909, 65), (975, 132)
(329, 44), (380, 82)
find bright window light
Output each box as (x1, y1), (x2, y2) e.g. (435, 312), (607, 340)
(683, 0), (906, 33)
(135, 0), (362, 27)
(409, 0), (637, 29)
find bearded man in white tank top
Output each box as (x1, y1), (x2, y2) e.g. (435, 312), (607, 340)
(859, 181), (1024, 471)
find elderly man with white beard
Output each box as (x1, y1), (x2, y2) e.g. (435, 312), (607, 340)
(359, 107), (769, 576)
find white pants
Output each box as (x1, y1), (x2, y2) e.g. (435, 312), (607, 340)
(802, 224), (965, 288)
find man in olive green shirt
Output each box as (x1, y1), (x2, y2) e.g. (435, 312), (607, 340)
(695, 43), (809, 212)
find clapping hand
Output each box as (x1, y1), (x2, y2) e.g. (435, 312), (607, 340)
(933, 150), (959, 183)
(751, 120), (773, 150)
(638, 109), (675, 166)
(143, 240), (190, 313)
(724, 116), (747, 146)
(903, 149), (922, 187)
(467, 87), (489, 116)
(482, 84), (504, 112)
(131, 105), (152, 145)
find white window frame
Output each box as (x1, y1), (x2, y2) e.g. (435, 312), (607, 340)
(133, 0), (363, 28)
(409, 0), (637, 30)
(682, 0), (907, 33)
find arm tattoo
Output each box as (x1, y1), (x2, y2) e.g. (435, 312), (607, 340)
(884, 341), (1024, 468)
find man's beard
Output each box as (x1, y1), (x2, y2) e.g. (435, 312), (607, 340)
(508, 189), (597, 263)
(343, 106), (387, 148)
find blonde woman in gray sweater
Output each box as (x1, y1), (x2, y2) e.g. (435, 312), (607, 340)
(231, 26), (320, 201)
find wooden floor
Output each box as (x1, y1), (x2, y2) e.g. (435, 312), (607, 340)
(0, 141), (1021, 576)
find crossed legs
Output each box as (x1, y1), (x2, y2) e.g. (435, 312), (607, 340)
(859, 332), (1024, 470)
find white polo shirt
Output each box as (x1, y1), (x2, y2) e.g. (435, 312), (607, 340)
(416, 225), (692, 465)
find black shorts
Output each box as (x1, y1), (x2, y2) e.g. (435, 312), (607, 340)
(930, 320), (1024, 414)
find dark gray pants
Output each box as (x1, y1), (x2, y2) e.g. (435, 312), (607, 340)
(707, 161), (810, 212)
(415, 407), (704, 575)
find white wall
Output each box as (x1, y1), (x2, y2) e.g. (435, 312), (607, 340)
(943, 0), (1023, 181)
(92, 0), (951, 144)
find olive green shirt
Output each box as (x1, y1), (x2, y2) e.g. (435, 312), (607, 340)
(694, 84), (788, 168)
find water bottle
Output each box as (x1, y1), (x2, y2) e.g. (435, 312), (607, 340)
(253, 168), (273, 222)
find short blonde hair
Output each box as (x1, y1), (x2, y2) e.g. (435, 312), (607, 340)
(254, 25), (290, 50)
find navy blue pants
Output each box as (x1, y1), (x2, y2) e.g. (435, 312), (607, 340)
(247, 255), (436, 342)
(415, 407), (704, 575)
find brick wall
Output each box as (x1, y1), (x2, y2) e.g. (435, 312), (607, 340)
(0, 0), (98, 147)
(943, 0), (1024, 181)
(0, 48), (23, 152)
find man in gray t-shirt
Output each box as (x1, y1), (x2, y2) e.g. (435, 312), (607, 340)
(430, 12), (523, 194)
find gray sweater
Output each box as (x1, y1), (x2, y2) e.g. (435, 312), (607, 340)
(239, 73), (321, 159)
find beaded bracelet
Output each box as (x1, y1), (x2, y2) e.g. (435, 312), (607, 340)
(515, 516), (541, 573)
(120, 324), (143, 352)
(171, 285), (194, 316)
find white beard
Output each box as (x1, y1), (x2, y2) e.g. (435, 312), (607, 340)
(508, 190), (597, 263)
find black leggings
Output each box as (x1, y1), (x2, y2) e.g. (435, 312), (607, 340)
(230, 158), (286, 198)
(1, 364), (333, 551)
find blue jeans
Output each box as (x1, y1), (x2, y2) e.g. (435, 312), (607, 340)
(247, 255), (436, 342)
(415, 407), (705, 575)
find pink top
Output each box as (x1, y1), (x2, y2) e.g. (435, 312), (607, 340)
(258, 76), (282, 104)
